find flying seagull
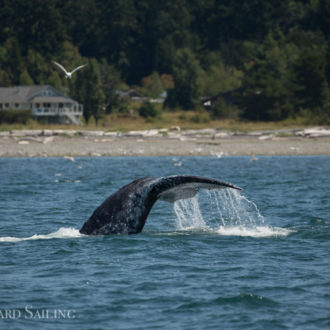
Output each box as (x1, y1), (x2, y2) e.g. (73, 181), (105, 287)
(53, 61), (87, 79)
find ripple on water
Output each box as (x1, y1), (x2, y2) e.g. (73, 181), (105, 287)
(0, 156), (330, 329)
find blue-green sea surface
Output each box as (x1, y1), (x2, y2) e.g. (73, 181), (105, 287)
(0, 156), (329, 329)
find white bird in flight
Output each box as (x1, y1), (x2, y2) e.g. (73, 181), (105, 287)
(53, 61), (87, 79)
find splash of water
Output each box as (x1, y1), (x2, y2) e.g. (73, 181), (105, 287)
(208, 189), (265, 227)
(173, 189), (292, 237)
(173, 197), (206, 230)
(0, 227), (83, 243)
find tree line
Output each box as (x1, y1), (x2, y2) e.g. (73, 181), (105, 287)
(0, 0), (330, 123)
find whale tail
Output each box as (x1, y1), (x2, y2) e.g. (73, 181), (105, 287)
(80, 175), (241, 235)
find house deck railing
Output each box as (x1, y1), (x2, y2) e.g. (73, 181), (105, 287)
(32, 107), (83, 116)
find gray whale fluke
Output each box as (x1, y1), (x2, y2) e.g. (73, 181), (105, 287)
(79, 175), (241, 235)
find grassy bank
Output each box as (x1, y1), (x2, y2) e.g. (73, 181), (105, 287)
(0, 111), (318, 133)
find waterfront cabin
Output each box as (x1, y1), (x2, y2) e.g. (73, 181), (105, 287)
(0, 85), (83, 125)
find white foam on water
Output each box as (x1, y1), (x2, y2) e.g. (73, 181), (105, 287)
(215, 225), (293, 237)
(0, 227), (83, 243)
(173, 188), (293, 238)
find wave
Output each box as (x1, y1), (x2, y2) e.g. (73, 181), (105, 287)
(175, 293), (278, 310)
(170, 225), (294, 237)
(214, 225), (293, 237)
(0, 227), (83, 243)
(0, 225), (293, 242)
(157, 225), (294, 238)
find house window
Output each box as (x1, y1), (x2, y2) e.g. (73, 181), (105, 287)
(0, 104), (2, 109)
(42, 90), (51, 96)
(59, 103), (63, 108)
(5, 103), (9, 108)
(15, 103), (19, 108)
(43, 103), (51, 108)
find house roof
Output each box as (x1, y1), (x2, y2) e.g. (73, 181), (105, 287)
(0, 87), (28, 102)
(0, 85), (76, 103)
(32, 96), (76, 103)
(116, 89), (145, 98)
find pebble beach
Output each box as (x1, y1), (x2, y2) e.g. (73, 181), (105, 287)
(0, 127), (330, 157)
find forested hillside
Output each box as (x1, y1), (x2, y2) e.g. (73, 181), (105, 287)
(1, 0), (330, 123)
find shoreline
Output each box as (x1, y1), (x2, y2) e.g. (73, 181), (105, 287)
(0, 128), (330, 157)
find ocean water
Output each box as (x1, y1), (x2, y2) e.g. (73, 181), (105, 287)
(0, 156), (329, 329)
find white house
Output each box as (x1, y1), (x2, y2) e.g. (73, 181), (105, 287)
(0, 85), (83, 125)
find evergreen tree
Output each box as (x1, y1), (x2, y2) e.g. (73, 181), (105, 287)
(0, 70), (11, 87)
(2, 0), (66, 57)
(97, 0), (137, 81)
(326, 41), (330, 85)
(4, 37), (23, 84)
(294, 46), (330, 110)
(47, 71), (62, 90)
(26, 49), (49, 84)
(98, 59), (123, 113)
(241, 31), (298, 121)
(72, 59), (105, 121)
(141, 72), (164, 98)
(166, 49), (203, 110)
(19, 70), (34, 85)
(318, 0), (330, 39)
(201, 55), (243, 97)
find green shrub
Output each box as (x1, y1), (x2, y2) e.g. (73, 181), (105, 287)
(0, 109), (32, 124)
(211, 97), (241, 119)
(138, 102), (158, 118)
